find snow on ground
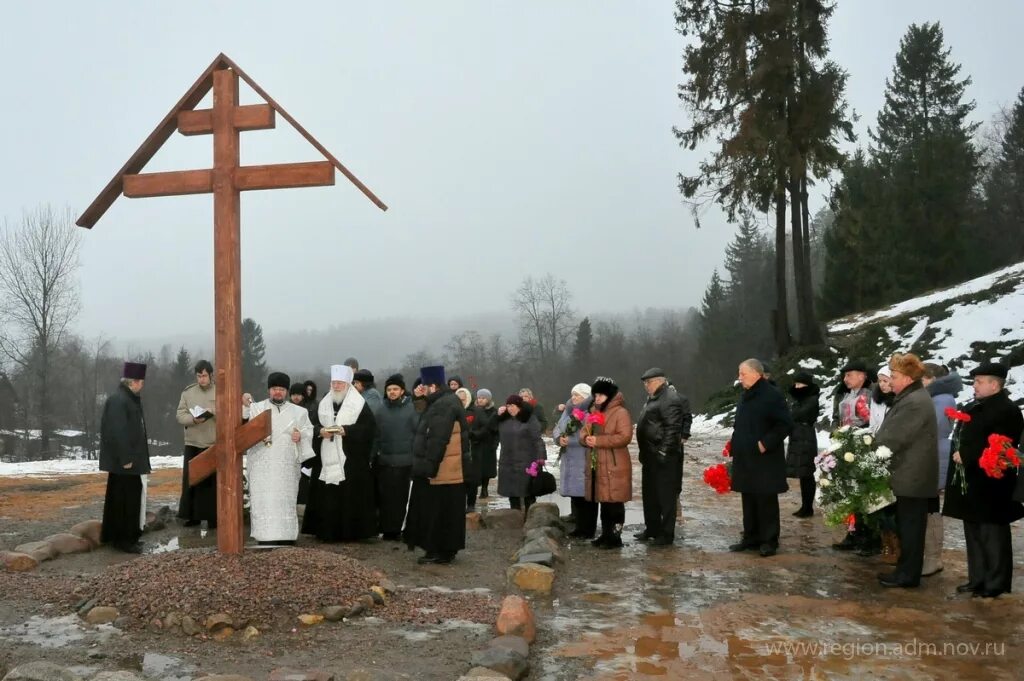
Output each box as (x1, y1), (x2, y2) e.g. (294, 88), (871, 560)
(0, 456), (181, 478)
(828, 261), (1024, 333)
(690, 414), (732, 439)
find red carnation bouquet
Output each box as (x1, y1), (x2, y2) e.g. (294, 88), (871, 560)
(584, 411), (606, 470)
(557, 407), (587, 456)
(946, 407), (971, 493)
(703, 440), (733, 495)
(979, 433), (1021, 479)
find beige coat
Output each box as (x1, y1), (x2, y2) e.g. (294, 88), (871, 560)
(176, 382), (217, 448)
(431, 422), (465, 485)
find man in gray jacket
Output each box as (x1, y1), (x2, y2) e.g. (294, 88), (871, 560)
(874, 353), (939, 588)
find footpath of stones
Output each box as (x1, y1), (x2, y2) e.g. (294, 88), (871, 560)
(1, 495), (573, 681)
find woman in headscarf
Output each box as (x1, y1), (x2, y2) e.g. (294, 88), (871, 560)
(497, 394), (546, 514)
(553, 383), (595, 538)
(469, 389), (500, 500)
(786, 371), (820, 518)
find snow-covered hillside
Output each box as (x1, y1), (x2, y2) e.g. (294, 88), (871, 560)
(705, 261), (1024, 425)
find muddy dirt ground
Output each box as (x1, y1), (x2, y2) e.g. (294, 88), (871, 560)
(2, 435), (1023, 680)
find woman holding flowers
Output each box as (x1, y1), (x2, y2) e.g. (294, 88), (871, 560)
(552, 383), (596, 538)
(497, 394), (546, 514)
(942, 362), (1024, 598)
(874, 353), (938, 588)
(581, 377), (633, 549)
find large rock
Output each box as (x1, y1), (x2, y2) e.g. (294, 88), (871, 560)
(487, 635), (530, 658)
(13, 541), (58, 563)
(460, 668), (511, 680)
(68, 519), (103, 547)
(507, 563), (554, 594)
(481, 509), (524, 530)
(469, 648), (529, 681)
(42, 533), (93, 555)
(205, 613), (234, 631)
(465, 512), (483, 530)
(181, 615), (201, 636)
(144, 505), (173, 533)
(1, 661), (83, 681)
(83, 606), (119, 624)
(514, 552), (554, 567)
(524, 525), (564, 543)
(513, 537), (561, 563)
(322, 605), (346, 622)
(523, 502), (561, 530)
(1, 550), (39, 572)
(495, 595), (535, 643)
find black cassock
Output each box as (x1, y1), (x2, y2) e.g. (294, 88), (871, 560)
(178, 445), (217, 526)
(101, 474), (144, 546)
(301, 401), (378, 541)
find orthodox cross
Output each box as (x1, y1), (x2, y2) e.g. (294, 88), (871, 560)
(77, 54), (386, 554)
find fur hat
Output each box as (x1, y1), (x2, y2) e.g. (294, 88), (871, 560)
(456, 387), (472, 408)
(448, 375), (464, 388)
(840, 359), (868, 374)
(889, 353), (925, 381)
(591, 376), (619, 400)
(505, 394), (525, 408)
(267, 371), (290, 390)
(289, 382), (305, 396)
(353, 369), (375, 385)
(419, 365), (446, 387)
(791, 370), (815, 386)
(122, 362), (147, 380)
(385, 373), (406, 391)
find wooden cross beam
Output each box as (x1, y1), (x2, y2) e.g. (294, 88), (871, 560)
(76, 54), (387, 554)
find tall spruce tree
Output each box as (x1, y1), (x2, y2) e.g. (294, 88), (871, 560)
(241, 318), (268, 396)
(980, 86), (1024, 267)
(869, 22), (979, 293)
(675, 0), (851, 351)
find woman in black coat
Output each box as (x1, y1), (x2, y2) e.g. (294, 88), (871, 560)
(497, 395), (546, 514)
(786, 371), (821, 518)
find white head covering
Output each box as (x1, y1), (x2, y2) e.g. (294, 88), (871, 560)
(877, 365), (891, 379)
(331, 364), (354, 383)
(571, 383), (592, 398)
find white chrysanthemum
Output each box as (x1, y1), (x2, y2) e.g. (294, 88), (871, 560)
(844, 452), (856, 463)
(862, 435), (873, 446)
(875, 446), (893, 460)
(820, 478), (832, 487)
(838, 425), (851, 433)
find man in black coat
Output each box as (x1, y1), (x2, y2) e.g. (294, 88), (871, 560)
(942, 361), (1024, 598)
(729, 359), (793, 557)
(375, 374), (420, 540)
(405, 365), (469, 565)
(99, 362), (151, 553)
(635, 367), (692, 547)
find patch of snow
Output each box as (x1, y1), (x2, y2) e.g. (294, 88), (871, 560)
(0, 455), (181, 478)
(829, 262), (1024, 332)
(690, 414), (732, 439)
(798, 358), (824, 370)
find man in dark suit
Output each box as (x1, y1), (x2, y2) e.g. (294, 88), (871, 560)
(942, 361), (1024, 598)
(728, 359), (793, 557)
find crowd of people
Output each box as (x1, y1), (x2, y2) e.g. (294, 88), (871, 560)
(95, 352), (1024, 598)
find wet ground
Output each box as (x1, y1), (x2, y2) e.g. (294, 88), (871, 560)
(2, 434), (1023, 680)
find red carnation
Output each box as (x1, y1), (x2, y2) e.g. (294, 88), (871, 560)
(722, 440), (732, 458)
(979, 433), (1020, 479)
(702, 462), (732, 495)
(944, 407), (971, 423)
(586, 412), (607, 427)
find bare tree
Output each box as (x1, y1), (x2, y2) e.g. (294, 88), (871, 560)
(0, 206), (82, 458)
(510, 274), (576, 365)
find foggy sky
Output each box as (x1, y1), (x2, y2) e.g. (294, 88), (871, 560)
(2, 1), (1022, 349)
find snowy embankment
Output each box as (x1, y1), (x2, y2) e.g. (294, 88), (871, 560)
(0, 456), (181, 478)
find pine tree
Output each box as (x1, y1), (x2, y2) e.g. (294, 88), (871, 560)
(869, 22), (979, 291)
(172, 346), (192, 387)
(980, 86), (1024, 267)
(241, 318), (268, 396)
(572, 318), (593, 373)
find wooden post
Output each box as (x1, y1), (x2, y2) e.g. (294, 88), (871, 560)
(212, 68), (244, 555)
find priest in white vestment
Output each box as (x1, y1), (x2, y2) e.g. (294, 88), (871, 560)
(242, 371), (315, 544)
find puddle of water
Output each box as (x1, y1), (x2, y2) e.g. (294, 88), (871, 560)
(141, 651), (197, 680)
(0, 614), (118, 649)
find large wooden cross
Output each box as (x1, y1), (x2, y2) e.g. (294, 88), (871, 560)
(77, 54), (386, 554)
